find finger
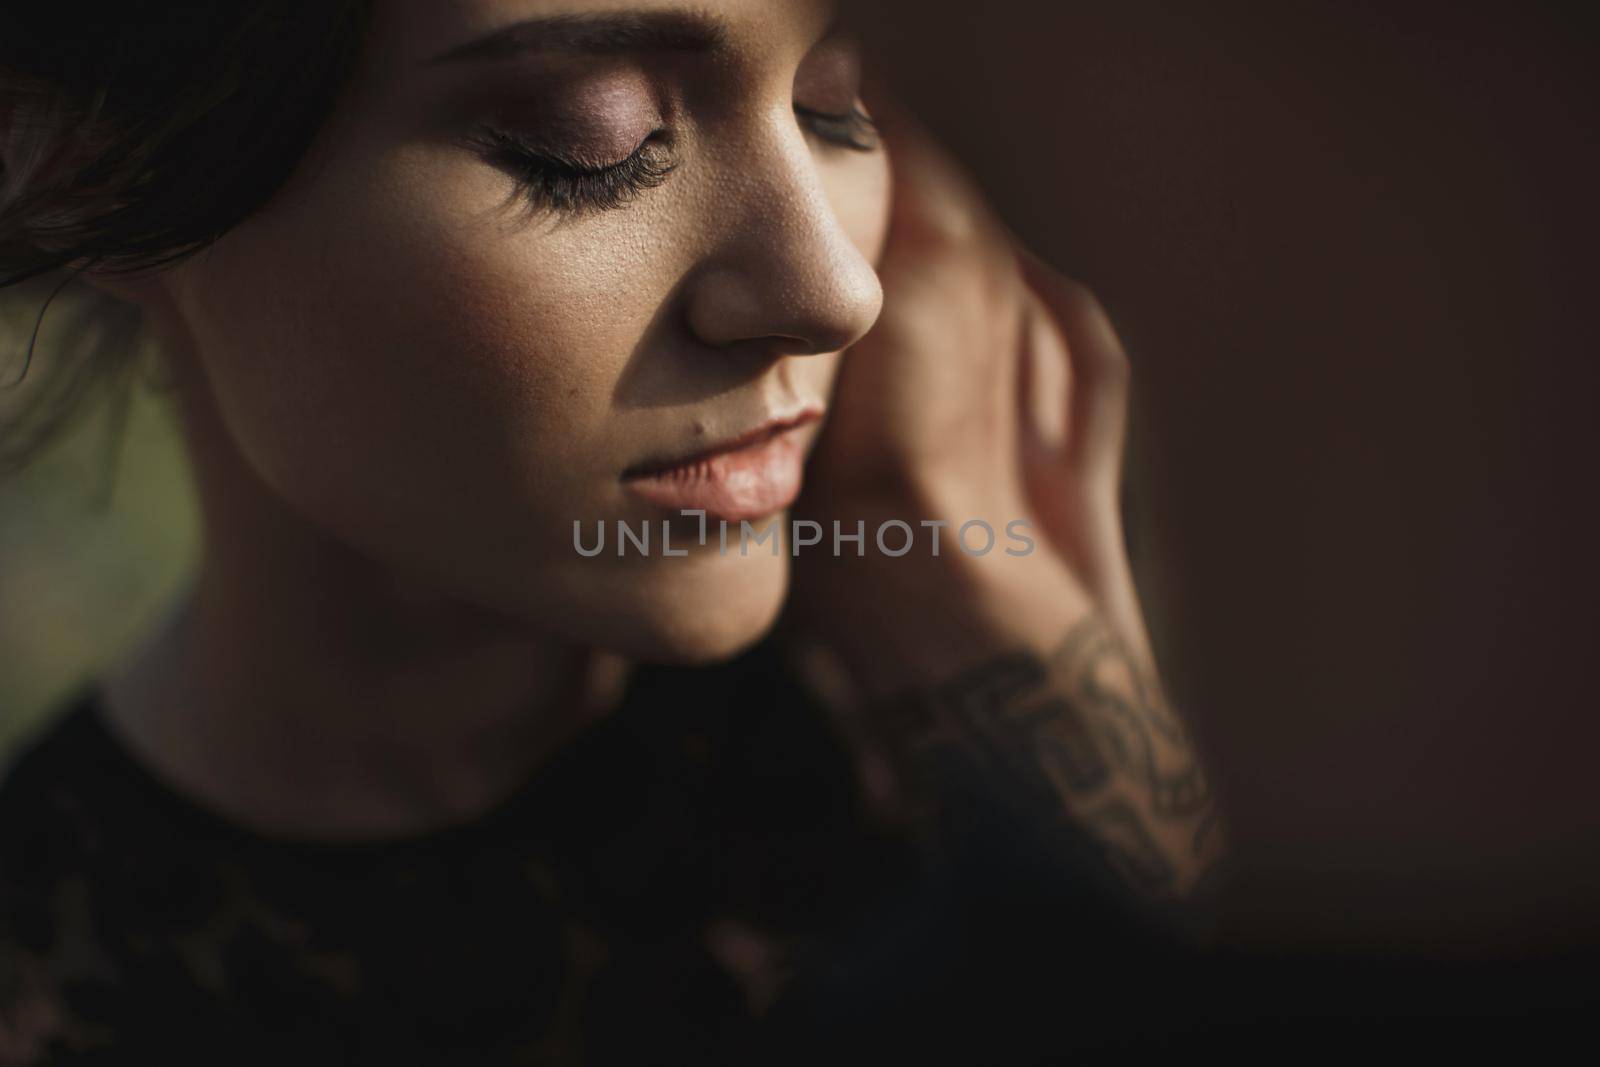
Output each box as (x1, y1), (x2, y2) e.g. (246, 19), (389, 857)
(1015, 251), (1154, 661)
(1016, 249), (1130, 494)
(1016, 291), (1072, 458)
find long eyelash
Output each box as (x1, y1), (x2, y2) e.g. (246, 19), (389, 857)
(468, 123), (677, 216)
(794, 104), (881, 153)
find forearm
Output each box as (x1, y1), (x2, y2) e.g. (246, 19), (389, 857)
(880, 615), (1224, 884)
(797, 545), (1231, 946)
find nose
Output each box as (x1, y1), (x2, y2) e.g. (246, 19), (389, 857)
(682, 132), (883, 357)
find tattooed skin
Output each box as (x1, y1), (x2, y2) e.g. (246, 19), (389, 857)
(871, 615), (1228, 927)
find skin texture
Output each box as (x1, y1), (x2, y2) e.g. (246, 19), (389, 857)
(787, 99), (1226, 906)
(98, 0), (889, 835)
(92, 0), (1227, 912)
(162, 0), (887, 661)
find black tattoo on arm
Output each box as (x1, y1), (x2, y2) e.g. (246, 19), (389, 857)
(870, 615), (1229, 934)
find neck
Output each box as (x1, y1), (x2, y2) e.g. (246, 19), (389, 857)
(103, 562), (628, 843)
(101, 345), (630, 842)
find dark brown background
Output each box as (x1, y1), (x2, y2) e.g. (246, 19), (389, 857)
(854, 0), (1600, 956)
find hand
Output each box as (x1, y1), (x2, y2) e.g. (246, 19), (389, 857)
(783, 100), (1228, 911)
(788, 99), (1152, 691)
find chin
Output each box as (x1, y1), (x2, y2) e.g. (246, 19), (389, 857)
(539, 546), (792, 666)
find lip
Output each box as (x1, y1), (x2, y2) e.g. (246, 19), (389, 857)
(622, 409), (823, 524)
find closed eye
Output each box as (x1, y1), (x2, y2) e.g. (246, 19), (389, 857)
(467, 122), (678, 216)
(795, 104), (880, 153)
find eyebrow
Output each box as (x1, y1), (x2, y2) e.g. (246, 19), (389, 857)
(426, 9), (731, 66)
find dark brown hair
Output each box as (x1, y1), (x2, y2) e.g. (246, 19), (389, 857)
(0, 1), (372, 478)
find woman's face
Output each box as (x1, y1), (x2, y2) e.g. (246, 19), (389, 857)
(158, 0), (889, 660)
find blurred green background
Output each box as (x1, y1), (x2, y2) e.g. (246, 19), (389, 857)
(0, 289), (199, 767)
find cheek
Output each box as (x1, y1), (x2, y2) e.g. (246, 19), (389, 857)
(825, 150), (892, 270)
(172, 145), (671, 554)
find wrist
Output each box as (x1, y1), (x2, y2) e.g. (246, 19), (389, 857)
(790, 489), (1093, 700)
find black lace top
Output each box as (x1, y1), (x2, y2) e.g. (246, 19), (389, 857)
(0, 639), (1188, 1066)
